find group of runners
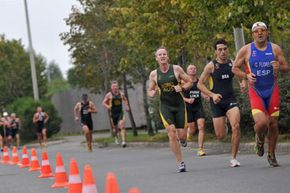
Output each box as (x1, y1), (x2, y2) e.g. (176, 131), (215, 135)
(0, 106), (50, 150)
(2, 21), (288, 174)
(148, 21), (289, 172)
(0, 112), (21, 151)
(74, 81), (130, 152)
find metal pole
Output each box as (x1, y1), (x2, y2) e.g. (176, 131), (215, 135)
(24, 0), (39, 100)
(233, 27), (245, 53)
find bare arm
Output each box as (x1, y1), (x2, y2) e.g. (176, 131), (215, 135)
(273, 43), (290, 73)
(44, 112), (49, 123)
(32, 113), (38, 124)
(74, 103), (81, 120)
(121, 92), (130, 111)
(174, 65), (192, 91)
(102, 93), (112, 109)
(147, 70), (158, 97)
(197, 62), (222, 104)
(89, 101), (97, 113)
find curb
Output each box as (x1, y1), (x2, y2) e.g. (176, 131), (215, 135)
(94, 141), (290, 153)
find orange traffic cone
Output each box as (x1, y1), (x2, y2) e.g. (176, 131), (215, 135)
(128, 188), (141, 193)
(10, 146), (20, 165)
(29, 148), (41, 171)
(19, 146), (30, 168)
(39, 151), (54, 178)
(68, 159), (82, 193)
(105, 172), (120, 193)
(82, 165), (98, 193)
(51, 153), (68, 188)
(1, 146), (10, 164)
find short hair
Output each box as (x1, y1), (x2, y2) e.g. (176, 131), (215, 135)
(213, 39), (228, 50)
(155, 46), (168, 56)
(111, 81), (118, 85)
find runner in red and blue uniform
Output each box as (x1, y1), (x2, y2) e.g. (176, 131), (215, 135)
(232, 22), (290, 167)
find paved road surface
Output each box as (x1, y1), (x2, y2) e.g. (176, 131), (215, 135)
(0, 138), (290, 193)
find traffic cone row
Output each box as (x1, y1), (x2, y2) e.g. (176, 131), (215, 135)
(1, 146), (141, 193)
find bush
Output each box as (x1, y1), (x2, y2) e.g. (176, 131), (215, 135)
(6, 97), (62, 142)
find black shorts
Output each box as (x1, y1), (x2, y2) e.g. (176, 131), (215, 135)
(110, 111), (124, 126)
(210, 97), (239, 118)
(81, 119), (93, 131)
(5, 128), (13, 138)
(36, 122), (46, 133)
(11, 129), (19, 138)
(187, 105), (205, 123)
(0, 127), (4, 137)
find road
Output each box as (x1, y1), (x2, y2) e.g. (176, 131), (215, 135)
(0, 137), (290, 193)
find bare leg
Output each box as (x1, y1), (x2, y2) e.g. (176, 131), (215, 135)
(16, 134), (20, 147)
(37, 133), (42, 146)
(226, 107), (241, 159)
(42, 129), (47, 146)
(0, 136), (3, 150)
(197, 118), (205, 149)
(212, 116), (227, 140)
(187, 122), (196, 141)
(167, 125), (183, 163)
(119, 120), (126, 143)
(268, 117), (279, 154)
(253, 112), (268, 140)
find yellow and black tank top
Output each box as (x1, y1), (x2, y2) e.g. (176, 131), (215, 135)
(111, 92), (123, 113)
(157, 65), (184, 106)
(209, 60), (234, 99)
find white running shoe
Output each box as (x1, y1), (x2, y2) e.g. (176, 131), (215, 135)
(230, 159), (241, 167)
(115, 137), (120, 145)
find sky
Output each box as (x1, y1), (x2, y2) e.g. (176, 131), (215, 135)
(0, 0), (80, 78)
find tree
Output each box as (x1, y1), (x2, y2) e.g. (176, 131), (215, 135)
(0, 35), (47, 107)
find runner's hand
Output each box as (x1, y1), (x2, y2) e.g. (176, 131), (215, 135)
(212, 93), (222, 104)
(189, 98), (195, 104)
(75, 117), (79, 121)
(125, 105), (130, 112)
(173, 85), (182, 92)
(271, 60), (279, 77)
(246, 73), (256, 83)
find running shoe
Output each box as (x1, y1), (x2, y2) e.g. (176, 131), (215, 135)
(230, 159), (241, 167)
(178, 162), (186, 173)
(267, 153), (279, 167)
(122, 141), (127, 148)
(197, 148), (206, 156)
(187, 135), (193, 142)
(254, 133), (265, 157)
(115, 136), (120, 145)
(180, 140), (187, 147)
(87, 143), (93, 152)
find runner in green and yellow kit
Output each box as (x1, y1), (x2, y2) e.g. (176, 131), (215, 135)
(148, 47), (192, 172)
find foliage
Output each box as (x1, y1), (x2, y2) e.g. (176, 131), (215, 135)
(6, 97), (62, 142)
(0, 35), (48, 107)
(62, 0), (290, 133)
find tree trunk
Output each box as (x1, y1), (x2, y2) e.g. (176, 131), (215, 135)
(102, 45), (114, 137)
(142, 75), (154, 135)
(122, 73), (138, 136)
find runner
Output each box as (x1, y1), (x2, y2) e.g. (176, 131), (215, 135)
(2, 112), (13, 148)
(197, 39), (245, 167)
(74, 94), (97, 152)
(102, 81), (130, 148)
(147, 47), (192, 172)
(232, 22), (290, 167)
(10, 113), (20, 148)
(33, 107), (49, 148)
(183, 64), (208, 156)
(0, 115), (4, 151)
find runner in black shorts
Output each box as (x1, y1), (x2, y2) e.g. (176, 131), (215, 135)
(74, 94), (97, 152)
(103, 81), (129, 148)
(183, 64), (208, 156)
(10, 113), (20, 148)
(147, 47), (192, 172)
(198, 39), (246, 167)
(2, 112), (13, 148)
(33, 107), (49, 148)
